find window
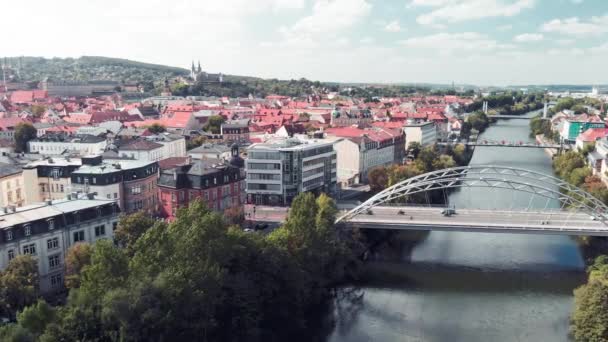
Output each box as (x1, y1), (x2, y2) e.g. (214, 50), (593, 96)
(92, 177), (97, 184)
(41, 184), (46, 193)
(16, 189), (21, 200)
(131, 186), (142, 195)
(7, 249), (14, 261)
(112, 222), (118, 231)
(6, 230), (13, 241)
(107, 194), (111, 199)
(95, 225), (105, 237)
(7, 191), (12, 203)
(24, 225), (31, 236)
(48, 219), (54, 230)
(204, 191), (209, 201)
(22, 243), (36, 255)
(47, 237), (59, 250)
(179, 192), (185, 201)
(50, 274), (62, 288)
(49, 255), (60, 269)
(60, 185), (64, 192)
(73, 230), (85, 243)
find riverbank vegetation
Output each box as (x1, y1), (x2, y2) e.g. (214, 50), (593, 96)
(552, 149), (608, 340)
(467, 92), (545, 116)
(529, 116), (558, 141)
(0, 195), (362, 342)
(367, 144), (469, 201)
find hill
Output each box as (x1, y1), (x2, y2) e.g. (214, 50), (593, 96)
(2, 56), (189, 88)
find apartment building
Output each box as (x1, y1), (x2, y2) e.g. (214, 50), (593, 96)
(28, 134), (108, 156)
(246, 137), (337, 205)
(22, 157), (83, 202)
(403, 121), (437, 149)
(70, 156), (159, 214)
(0, 194), (120, 293)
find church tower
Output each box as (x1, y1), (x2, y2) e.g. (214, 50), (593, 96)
(191, 61), (196, 79)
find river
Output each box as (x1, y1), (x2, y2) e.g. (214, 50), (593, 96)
(326, 112), (586, 342)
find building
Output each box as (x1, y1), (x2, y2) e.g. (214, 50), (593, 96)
(70, 156), (159, 214)
(188, 143), (232, 161)
(0, 194), (120, 293)
(403, 121), (437, 149)
(221, 119), (250, 143)
(246, 137), (337, 205)
(158, 146), (245, 220)
(23, 157), (83, 202)
(40, 79), (119, 97)
(560, 115), (606, 144)
(576, 128), (608, 151)
(0, 163), (27, 207)
(117, 134), (186, 162)
(325, 126), (405, 185)
(29, 134), (108, 156)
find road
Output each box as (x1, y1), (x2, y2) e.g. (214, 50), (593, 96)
(345, 206), (608, 236)
(246, 204), (608, 236)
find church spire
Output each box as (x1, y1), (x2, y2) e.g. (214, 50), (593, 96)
(197, 60), (202, 73)
(191, 60), (195, 72)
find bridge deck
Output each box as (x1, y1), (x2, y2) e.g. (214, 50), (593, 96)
(345, 207), (608, 236)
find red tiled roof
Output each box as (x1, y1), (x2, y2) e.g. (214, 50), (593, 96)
(577, 128), (608, 142)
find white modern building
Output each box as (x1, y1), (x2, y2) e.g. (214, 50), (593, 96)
(28, 134), (108, 156)
(403, 121), (437, 149)
(246, 137), (337, 205)
(0, 194), (120, 293)
(117, 133), (186, 162)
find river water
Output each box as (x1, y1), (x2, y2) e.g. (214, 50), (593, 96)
(326, 112), (586, 342)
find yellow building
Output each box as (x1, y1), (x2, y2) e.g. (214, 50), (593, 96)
(0, 164), (27, 207)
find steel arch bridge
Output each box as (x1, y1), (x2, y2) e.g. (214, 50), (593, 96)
(336, 165), (608, 235)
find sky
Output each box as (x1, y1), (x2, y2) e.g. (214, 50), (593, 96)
(3, 0), (608, 86)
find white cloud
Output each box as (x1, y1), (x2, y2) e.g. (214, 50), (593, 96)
(513, 33), (543, 42)
(400, 32), (512, 52)
(279, 0), (372, 44)
(360, 37), (375, 44)
(556, 39), (575, 46)
(542, 15), (608, 36)
(414, 0), (536, 26)
(384, 20), (402, 32)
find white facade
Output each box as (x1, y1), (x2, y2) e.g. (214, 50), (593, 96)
(404, 122), (437, 148)
(29, 138), (107, 156)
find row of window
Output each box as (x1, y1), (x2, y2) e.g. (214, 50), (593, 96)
(248, 163), (281, 170)
(4, 179), (20, 189)
(40, 183), (66, 193)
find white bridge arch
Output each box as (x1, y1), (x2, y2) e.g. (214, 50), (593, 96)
(336, 165), (608, 229)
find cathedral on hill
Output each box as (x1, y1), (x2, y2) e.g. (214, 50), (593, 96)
(190, 60), (223, 83)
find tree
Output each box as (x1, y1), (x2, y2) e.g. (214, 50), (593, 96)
(186, 135), (207, 150)
(17, 300), (56, 337)
(0, 256), (39, 320)
(406, 142), (421, 158)
(64, 243), (93, 289)
(204, 115), (225, 134)
(14, 123), (37, 153)
(367, 167), (388, 193)
(146, 123), (166, 134)
(571, 280), (608, 341)
(80, 240), (129, 298)
(30, 105), (46, 117)
(113, 212), (156, 256)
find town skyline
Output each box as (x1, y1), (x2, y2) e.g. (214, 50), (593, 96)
(3, 0), (608, 86)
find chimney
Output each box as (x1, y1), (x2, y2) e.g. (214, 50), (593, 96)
(66, 194), (71, 200)
(2, 207), (7, 214)
(87, 193), (95, 200)
(9, 206), (16, 213)
(45, 200), (52, 205)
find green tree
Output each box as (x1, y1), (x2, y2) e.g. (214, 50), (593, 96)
(571, 280), (608, 341)
(30, 105), (46, 117)
(17, 299), (56, 337)
(64, 243), (93, 289)
(146, 123), (166, 134)
(204, 115), (225, 134)
(406, 142), (422, 158)
(0, 256), (39, 320)
(14, 123), (37, 153)
(367, 167), (388, 193)
(113, 212), (156, 256)
(80, 240), (129, 298)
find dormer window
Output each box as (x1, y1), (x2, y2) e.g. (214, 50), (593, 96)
(6, 230), (13, 241)
(24, 225), (31, 236)
(48, 219), (54, 230)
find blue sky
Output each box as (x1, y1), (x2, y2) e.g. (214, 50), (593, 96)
(4, 0), (608, 85)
